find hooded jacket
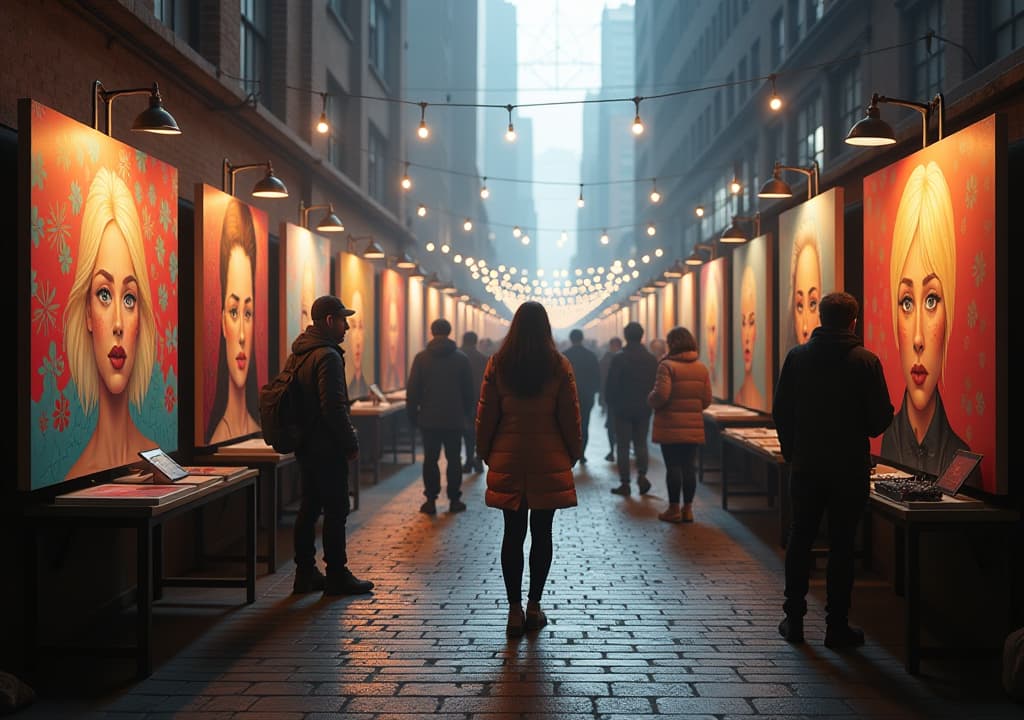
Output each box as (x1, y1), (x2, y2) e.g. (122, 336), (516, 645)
(772, 326), (893, 474)
(290, 325), (358, 463)
(605, 341), (659, 419)
(477, 353), (581, 510)
(406, 336), (475, 430)
(647, 350), (712, 445)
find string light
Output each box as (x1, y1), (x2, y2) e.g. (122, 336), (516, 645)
(577, 184), (585, 208)
(729, 176), (742, 195)
(417, 203), (427, 217)
(631, 96), (645, 135)
(505, 104), (517, 142)
(401, 162), (412, 190)
(695, 205), (705, 218)
(512, 225), (522, 238)
(646, 223), (656, 237)
(521, 234), (530, 245)
(649, 178), (661, 203)
(440, 243), (450, 253)
(316, 93), (329, 134)
(425, 241), (435, 252)
(463, 218), (473, 232)
(769, 74), (783, 111)
(480, 177), (490, 199)
(417, 102), (429, 139)
(600, 229), (609, 245)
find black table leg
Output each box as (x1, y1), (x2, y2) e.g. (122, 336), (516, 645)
(24, 522), (37, 672)
(268, 468), (278, 573)
(136, 521), (153, 679)
(905, 525), (921, 674)
(246, 481), (257, 603)
(721, 444), (730, 509)
(153, 524), (164, 600)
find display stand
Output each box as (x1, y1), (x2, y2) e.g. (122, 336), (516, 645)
(23, 469), (258, 679)
(700, 403), (773, 483)
(350, 400), (414, 484)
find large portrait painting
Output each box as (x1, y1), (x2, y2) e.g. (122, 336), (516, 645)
(407, 275), (424, 374)
(699, 256), (729, 400)
(777, 187), (845, 369)
(731, 233), (773, 413)
(195, 184), (270, 448)
(378, 267), (407, 392)
(658, 281), (675, 340)
(337, 251), (376, 399)
(677, 272), (696, 337)
(426, 285), (441, 339)
(281, 222), (331, 367)
(863, 114), (1004, 493)
(21, 100), (179, 490)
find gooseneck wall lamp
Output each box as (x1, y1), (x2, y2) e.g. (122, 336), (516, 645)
(685, 243), (716, 267)
(845, 92), (945, 149)
(758, 160), (820, 200)
(347, 234), (386, 260)
(720, 213), (761, 244)
(223, 158), (289, 198)
(92, 80), (181, 136)
(298, 201), (345, 233)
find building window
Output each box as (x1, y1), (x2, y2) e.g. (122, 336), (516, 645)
(750, 39), (760, 83)
(367, 122), (388, 206)
(328, 0), (359, 34)
(240, 0), (269, 99)
(326, 74), (346, 173)
(807, 0), (824, 27)
(992, 0), (1024, 60)
(726, 72), (735, 117)
(738, 57), (748, 104)
(909, 0), (943, 99)
(369, 0), (390, 85)
(834, 61), (862, 150)
(154, 0), (199, 49)
(788, 0), (803, 48)
(771, 11), (785, 67)
(797, 93), (824, 172)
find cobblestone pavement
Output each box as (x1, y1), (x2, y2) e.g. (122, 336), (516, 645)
(20, 426), (1022, 718)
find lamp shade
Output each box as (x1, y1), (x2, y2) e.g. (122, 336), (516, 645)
(685, 251), (704, 266)
(315, 208), (345, 232)
(845, 106), (896, 146)
(396, 253), (417, 269)
(132, 93), (181, 134)
(664, 261), (686, 278)
(757, 175), (793, 198)
(409, 264), (426, 280)
(362, 238), (386, 259)
(720, 219), (749, 243)
(252, 169), (289, 198)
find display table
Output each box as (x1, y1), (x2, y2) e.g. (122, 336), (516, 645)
(868, 490), (1019, 674)
(350, 400), (414, 484)
(23, 469), (258, 679)
(719, 426), (784, 519)
(194, 437), (300, 573)
(700, 403), (773, 483)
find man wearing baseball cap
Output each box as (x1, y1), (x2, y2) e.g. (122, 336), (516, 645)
(289, 295), (374, 596)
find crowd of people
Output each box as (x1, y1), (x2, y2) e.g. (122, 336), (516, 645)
(284, 293), (891, 651)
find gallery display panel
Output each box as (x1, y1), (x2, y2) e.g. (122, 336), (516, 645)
(699, 256), (730, 401)
(19, 99), (180, 490)
(194, 184), (270, 449)
(336, 251), (376, 400)
(730, 233), (774, 414)
(862, 114), (1005, 494)
(677, 272), (696, 337)
(279, 222), (331, 368)
(378, 267), (407, 393)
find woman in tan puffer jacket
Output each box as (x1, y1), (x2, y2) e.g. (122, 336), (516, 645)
(647, 326), (712, 522)
(477, 301), (582, 637)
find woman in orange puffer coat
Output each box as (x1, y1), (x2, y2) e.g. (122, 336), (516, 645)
(476, 301), (582, 637)
(647, 326), (712, 523)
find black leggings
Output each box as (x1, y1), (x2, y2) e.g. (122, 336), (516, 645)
(501, 503), (556, 605)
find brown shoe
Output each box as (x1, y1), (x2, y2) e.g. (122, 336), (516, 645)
(681, 503), (694, 522)
(658, 504), (682, 523)
(525, 606), (548, 631)
(506, 607), (526, 638)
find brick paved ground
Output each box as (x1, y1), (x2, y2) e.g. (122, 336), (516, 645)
(18, 422), (1022, 719)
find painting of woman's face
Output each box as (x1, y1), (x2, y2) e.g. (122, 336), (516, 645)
(704, 292), (718, 370)
(88, 221), (141, 397)
(740, 269), (756, 374)
(793, 241), (821, 344)
(349, 289), (365, 367)
(221, 245), (254, 392)
(387, 297), (399, 368)
(896, 234), (946, 415)
(299, 262), (315, 331)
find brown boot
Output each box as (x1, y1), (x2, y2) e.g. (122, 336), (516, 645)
(681, 503), (694, 522)
(658, 504), (682, 523)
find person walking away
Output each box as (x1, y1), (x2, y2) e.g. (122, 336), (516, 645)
(476, 301), (582, 637)
(460, 330), (488, 473)
(605, 322), (659, 496)
(291, 295), (374, 596)
(598, 337), (622, 462)
(773, 292), (893, 649)
(563, 328), (601, 464)
(407, 318), (475, 514)
(647, 326), (712, 523)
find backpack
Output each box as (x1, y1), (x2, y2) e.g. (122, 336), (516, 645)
(259, 351), (316, 453)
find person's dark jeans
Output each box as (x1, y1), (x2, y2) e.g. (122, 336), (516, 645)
(604, 408), (616, 451)
(421, 428), (463, 500)
(783, 469), (868, 625)
(462, 413), (477, 462)
(579, 396), (594, 456)
(660, 443), (698, 504)
(614, 413), (650, 483)
(294, 460), (350, 574)
(501, 501), (556, 605)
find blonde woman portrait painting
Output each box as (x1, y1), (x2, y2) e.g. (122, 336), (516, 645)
(879, 161), (968, 476)
(790, 220), (823, 346)
(63, 168), (157, 479)
(734, 264), (764, 409)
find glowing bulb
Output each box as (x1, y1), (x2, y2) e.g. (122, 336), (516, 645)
(417, 120), (429, 139)
(521, 234), (530, 246)
(316, 112), (329, 134)
(425, 241), (435, 252)
(632, 114), (644, 135)
(577, 185), (585, 208)
(628, 259), (636, 268)
(654, 248), (664, 257)
(505, 123), (517, 142)
(642, 254), (650, 264)
(480, 185), (490, 199)
(769, 94), (783, 111)
(463, 218), (473, 232)
(600, 230), (609, 245)
(695, 205), (705, 218)
(649, 188), (661, 203)
(729, 177), (742, 195)
(401, 175), (412, 190)
(512, 225), (522, 238)
(646, 223), (656, 237)
(441, 243), (450, 254)
(417, 203), (427, 217)
(453, 253), (463, 263)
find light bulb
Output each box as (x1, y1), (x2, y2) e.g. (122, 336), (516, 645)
(417, 203), (427, 217)
(642, 254), (650, 264)
(632, 114), (644, 135)
(401, 175), (412, 190)
(730, 178), (742, 195)
(440, 243), (450, 254)
(316, 112), (329, 134)
(425, 241), (435, 252)
(417, 120), (429, 139)
(521, 235), (530, 245)
(463, 219), (473, 232)
(453, 253), (463, 263)
(480, 185), (490, 199)
(769, 94), (783, 111)
(577, 196), (585, 208)
(695, 205), (705, 218)
(650, 189), (661, 203)
(600, 230), (609, 245)
(655, 248), (664, 257)
(646, 224), (656, 237)
(512, 225), (522, 238)
(505, 123), (517, 142)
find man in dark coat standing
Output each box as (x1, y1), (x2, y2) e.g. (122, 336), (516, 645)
(773, 291), (893, 649)
(407, 318), (475, 514)
(563, 328), (601, 464)
(605, 322), (659, 495)
(598, 336), (623, 462)
(290, 295), (374, 596)
(460, 330), (488, 473)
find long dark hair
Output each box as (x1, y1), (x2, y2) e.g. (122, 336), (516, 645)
(492, 301), (560, 396)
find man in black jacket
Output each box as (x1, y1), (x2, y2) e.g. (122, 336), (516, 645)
(563, 329), (601, 464)
(773, 292), (893, 649)
(606, 322), (659, 496)
(407, 318), (475, 514)
(598, 336), (623, 462)
(459, 331), (488, 473)
(290, 295), (374, 596)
